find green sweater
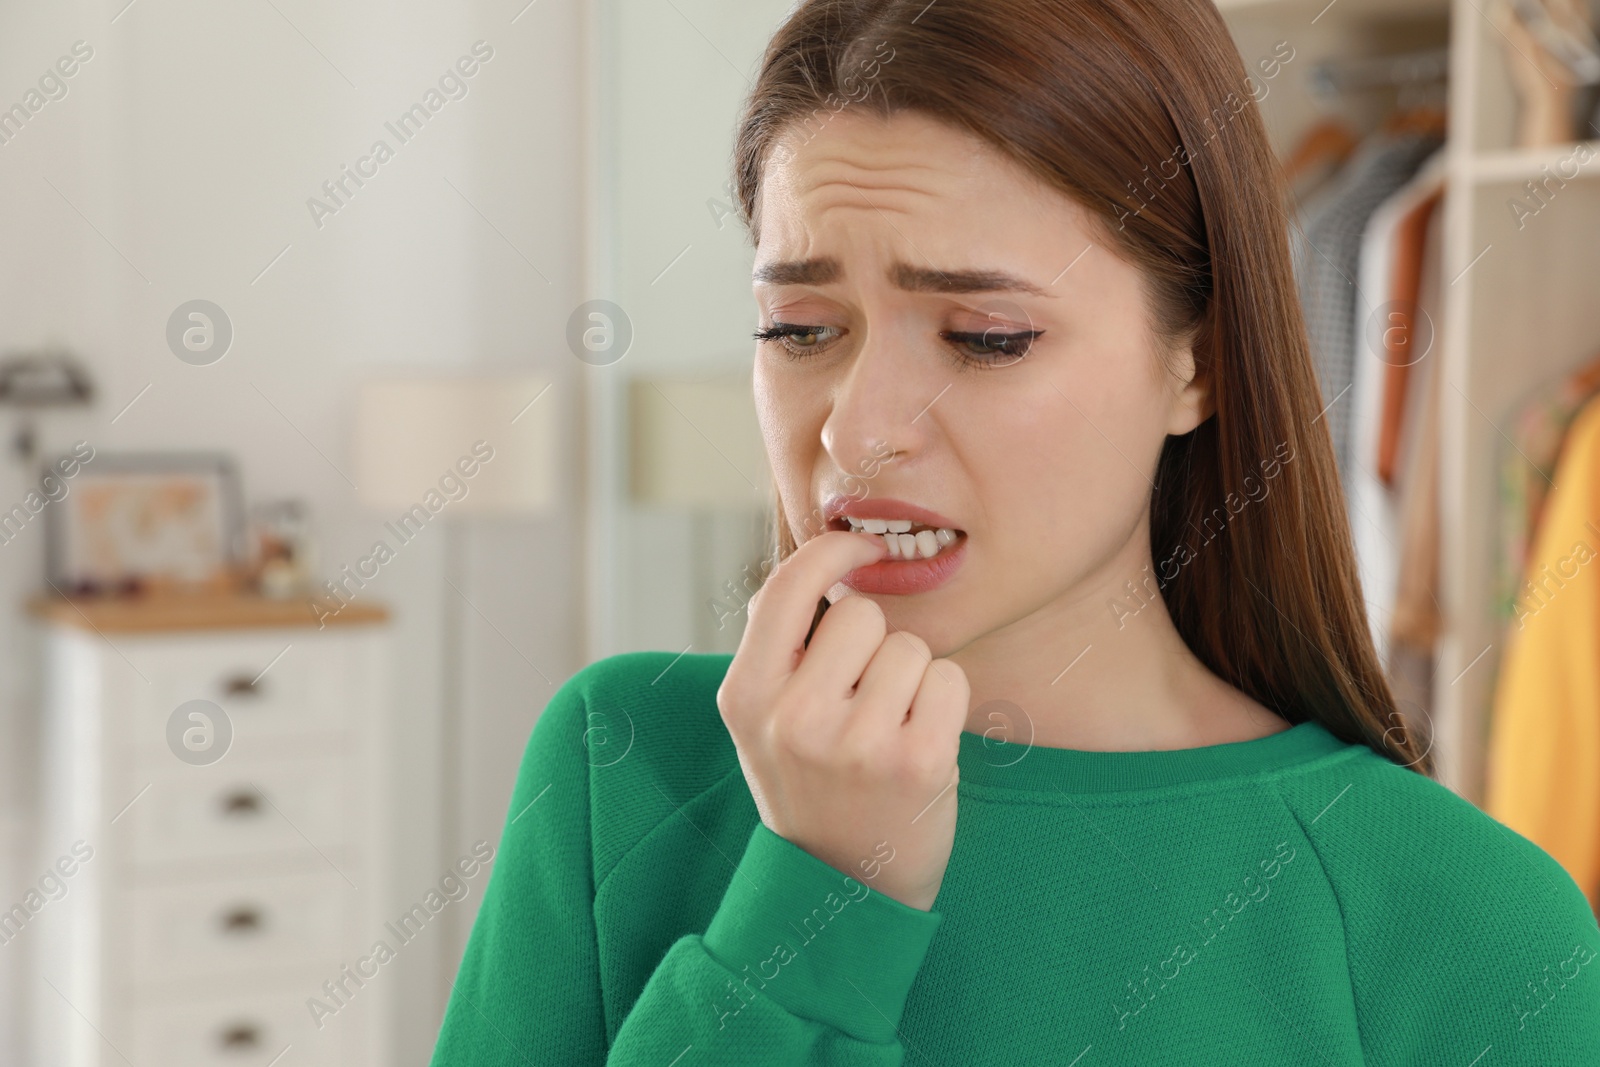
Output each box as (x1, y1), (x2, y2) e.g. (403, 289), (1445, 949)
(430, 651), (1600, 1065)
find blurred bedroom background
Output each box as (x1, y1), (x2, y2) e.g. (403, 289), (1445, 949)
(0, 0), (1597, 1063)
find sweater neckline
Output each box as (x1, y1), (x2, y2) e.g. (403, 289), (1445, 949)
(955, 719), (1354, 794)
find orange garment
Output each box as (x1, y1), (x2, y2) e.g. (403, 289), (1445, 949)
(1486, 392), (1600, 913)
(1384, 104), (1448, 138)
(1377, 188), (1442, 486)
(1388, 205), (1443, 652)
(1385, 191), (1443, 749)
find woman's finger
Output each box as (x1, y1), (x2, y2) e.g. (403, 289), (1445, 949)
(789, 593), (890, 717)
(736, 529), (887, 684)
(847, 627), (937, 737)
(902, 657), (970, 756)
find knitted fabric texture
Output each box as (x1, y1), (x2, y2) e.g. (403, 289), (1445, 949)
(430, 651), (1600, 1065)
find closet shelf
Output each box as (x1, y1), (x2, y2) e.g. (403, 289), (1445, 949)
(1471, 139), (1600, 184)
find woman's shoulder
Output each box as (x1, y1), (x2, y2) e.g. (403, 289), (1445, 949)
(520, 651), (746, 876)
(1273, 739), (1600, 1046)
(529, 649), (740, 782)
(1276, 739), (1593, 918)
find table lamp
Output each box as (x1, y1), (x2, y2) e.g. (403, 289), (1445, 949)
(628, 374), (769, 651)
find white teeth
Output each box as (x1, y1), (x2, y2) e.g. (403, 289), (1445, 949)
(843, 515), (963, 560)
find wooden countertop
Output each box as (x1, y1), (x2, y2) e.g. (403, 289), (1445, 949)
(26, 591), (390, 633)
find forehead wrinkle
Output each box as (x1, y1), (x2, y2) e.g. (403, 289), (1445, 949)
(790, 151), (952, 195)
(799, 177), (939, 214)
(789, 140), (951, 175)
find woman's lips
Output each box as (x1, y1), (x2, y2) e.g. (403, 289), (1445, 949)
(840, 530), (968, 595)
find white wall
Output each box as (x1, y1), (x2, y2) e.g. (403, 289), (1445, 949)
(602, 0), (794, 659)
(0, 0), (584, 1062)
(0, 0), (818, 1058)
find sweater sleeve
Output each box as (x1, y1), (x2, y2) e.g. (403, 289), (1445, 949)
(608, 821), (943, 1064)
(429, 664), (943, 1067)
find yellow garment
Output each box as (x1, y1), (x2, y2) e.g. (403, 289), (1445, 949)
(1486, 392), (1600, 913)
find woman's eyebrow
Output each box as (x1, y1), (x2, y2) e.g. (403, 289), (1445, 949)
(753, 256), (1053, 297)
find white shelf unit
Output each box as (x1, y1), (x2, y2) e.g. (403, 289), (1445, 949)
(28, 619), (394, 1067)
(1218, 0), (1600, 802)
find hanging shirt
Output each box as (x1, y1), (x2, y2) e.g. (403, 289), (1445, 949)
(430, 652), (1600, 1064)
(1290, 128), (1444, 481)
(1496, 354), (1600, 624)
(1347, 146), (1447, 660)
(1488, 392), (1600, 912)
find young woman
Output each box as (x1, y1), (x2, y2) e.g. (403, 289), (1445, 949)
(431, 1), (1600, 1062)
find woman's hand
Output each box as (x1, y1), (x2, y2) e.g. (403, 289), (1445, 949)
(716, 529), (970, 912)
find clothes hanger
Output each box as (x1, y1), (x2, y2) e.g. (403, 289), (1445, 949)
(1281, 118), (1360, 186)
(1382, 102), (1448, 138)
(1308, 46), (1451, 139)
(1385, 68), (1449, 136)
(1509, 0), (1600, 85)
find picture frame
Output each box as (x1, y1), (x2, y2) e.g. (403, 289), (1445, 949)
(42, 450), (247, 595)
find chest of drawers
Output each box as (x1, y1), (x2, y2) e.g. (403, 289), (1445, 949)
(25, 596), (393, 1067)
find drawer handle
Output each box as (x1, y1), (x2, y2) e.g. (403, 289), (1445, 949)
(219, 905), (264, 934)
(222, 673), (262, 698)
(219, 789), (263, 817)
(217, 1021), (261, 1049)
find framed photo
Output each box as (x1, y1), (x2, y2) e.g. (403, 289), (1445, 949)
(43, 451), (247, 595)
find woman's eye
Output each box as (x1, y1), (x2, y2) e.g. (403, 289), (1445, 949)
(752, 322), (1041, 367)
(942, 329), (1041, 367)
(752, 322), (840, 356)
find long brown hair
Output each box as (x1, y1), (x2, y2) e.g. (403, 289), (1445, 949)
(730, 0), (1431, 773)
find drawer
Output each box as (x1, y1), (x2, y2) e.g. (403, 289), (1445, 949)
(125, 632), (354, 752)
(123, 979), (370, 1067)
(117, 751), (357, 869)
(122, 870), (352, 985)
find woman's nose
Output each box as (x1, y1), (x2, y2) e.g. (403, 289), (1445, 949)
(819, 332), (937, 475)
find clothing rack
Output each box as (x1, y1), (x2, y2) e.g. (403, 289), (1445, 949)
(1218, 0), (1600, 821)
(1308, 46), (1451, 98)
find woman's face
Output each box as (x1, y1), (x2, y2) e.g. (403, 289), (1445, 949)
(751, 108), (1209, 657)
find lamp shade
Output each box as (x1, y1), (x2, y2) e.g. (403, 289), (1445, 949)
(354, 376), (556, 515)
(629, 375), (769, 510)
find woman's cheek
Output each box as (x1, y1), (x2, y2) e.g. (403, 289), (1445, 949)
(1048, 423), (1152, 572)
(753, 369), (808, 470)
